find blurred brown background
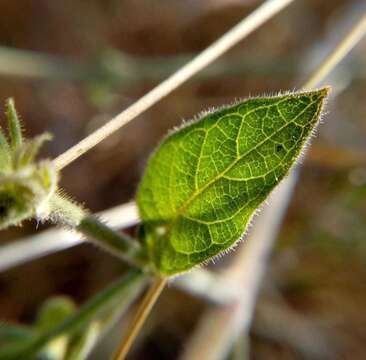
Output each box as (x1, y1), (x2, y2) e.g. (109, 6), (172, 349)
(0, 0), (365, 359)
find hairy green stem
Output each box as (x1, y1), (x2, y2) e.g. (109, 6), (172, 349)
(77, 217), (147, 268)
(0, 270), (145, 360)
(49, 194), (148, 268)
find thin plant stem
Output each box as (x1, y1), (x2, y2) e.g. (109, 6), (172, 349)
(112, 277), (167, 360)
(53, 0), (294, 170)
(77, 216), (146, 268)
(303, 13), (366, 89)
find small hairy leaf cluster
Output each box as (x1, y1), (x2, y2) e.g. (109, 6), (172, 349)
(0, 99), (58, 229)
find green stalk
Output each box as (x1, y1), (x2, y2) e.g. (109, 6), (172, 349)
(49, 194), (148, 268)
(77, 216), (146, 268)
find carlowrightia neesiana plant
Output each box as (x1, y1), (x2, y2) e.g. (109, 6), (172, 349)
(0, 88), (329, 359)
(1, 6), (365, 359)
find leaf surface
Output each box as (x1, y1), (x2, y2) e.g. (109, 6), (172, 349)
(137, 88), (329, 276)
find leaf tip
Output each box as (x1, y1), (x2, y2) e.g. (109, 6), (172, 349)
(305, 86), (331, 101)
(315, 85), (331, 98)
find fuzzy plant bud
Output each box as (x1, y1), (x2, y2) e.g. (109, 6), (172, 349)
(0, 99), (58, 229)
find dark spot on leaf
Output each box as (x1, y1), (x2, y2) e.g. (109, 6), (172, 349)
(0, 205), (7, 217)
(276, 145), (283, 152)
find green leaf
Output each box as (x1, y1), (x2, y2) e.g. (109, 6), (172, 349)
(137, 88), (329, 276)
